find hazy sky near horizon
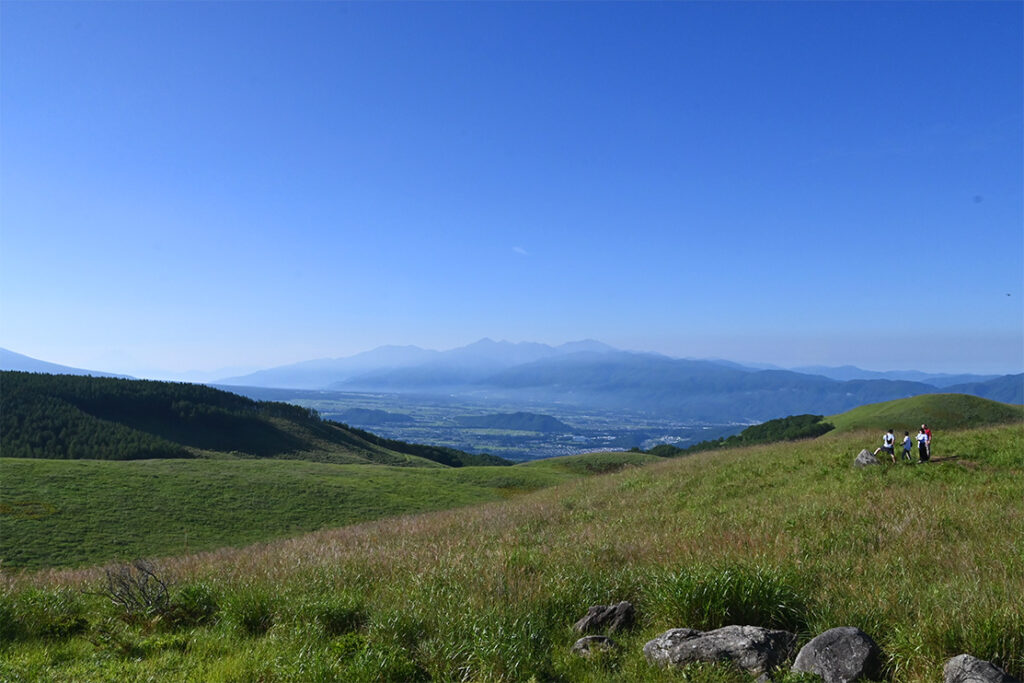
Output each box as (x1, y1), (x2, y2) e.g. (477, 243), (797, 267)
(2, 1), (1022, 377)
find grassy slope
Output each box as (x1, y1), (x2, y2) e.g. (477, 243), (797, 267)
(1, 422), (1021, 682)
(827, 393), (1023, 433)
(0, 457), (591, 569)
(522, 450), (662, 474)
(254, 416), (444, 467)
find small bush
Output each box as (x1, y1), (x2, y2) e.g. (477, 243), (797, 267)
(93, 560), (170, 620)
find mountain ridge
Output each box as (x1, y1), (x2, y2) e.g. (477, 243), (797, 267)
(0, 348), (132, 379)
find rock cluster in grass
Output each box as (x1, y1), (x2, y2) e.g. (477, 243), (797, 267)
(944, 654), (1020, 683)
(569, 605), (1019, 683)
(854, 449), (880, 467)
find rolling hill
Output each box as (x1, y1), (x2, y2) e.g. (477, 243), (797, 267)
(827, 392), (1024, 434)
(0, 371), (506, 467)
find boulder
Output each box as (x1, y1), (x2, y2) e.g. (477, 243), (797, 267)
(573, 601), (636, 633)
(944, 654), (1019, 683)
(854, 450), (880, 467)
(643, 625), (797, 675)
(570, 635), (620, 658)
(791, 626), (883, 683)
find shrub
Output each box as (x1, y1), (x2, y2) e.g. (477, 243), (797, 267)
(93, 560), (170, 619)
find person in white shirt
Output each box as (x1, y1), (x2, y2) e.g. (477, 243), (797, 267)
(873, 429), (896, 463)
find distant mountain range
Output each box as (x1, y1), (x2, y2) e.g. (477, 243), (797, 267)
(0, 348), (132, 379)
(4, 342), (1020, 423)
(216, 341), (1021, 422)
(791, 364), (1000, 387)
(218, 338), (617, 389)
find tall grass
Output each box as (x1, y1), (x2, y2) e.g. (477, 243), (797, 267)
(1, 422), (1021, 681)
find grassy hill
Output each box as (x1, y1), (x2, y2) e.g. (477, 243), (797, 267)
(0, 457), (585, 569)
(2, 418), (1022, 681)
(827, 393), (1023, 434)
(0, 371), (503, 467)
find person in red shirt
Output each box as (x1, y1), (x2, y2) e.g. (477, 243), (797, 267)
(921, 424), (932, 459)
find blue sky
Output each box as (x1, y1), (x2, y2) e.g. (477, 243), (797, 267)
(2, 1), (1021, 376)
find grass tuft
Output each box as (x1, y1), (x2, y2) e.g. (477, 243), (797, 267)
(643, 563), (812, 633)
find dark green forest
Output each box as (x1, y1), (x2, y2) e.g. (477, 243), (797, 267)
(0, 372), (506, 466)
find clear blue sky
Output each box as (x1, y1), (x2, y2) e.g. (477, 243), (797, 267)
(2, 1), (1022, 376)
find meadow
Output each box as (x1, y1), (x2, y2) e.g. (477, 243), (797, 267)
(2, 420), (1021, 681)
(0, 457), (587, 569)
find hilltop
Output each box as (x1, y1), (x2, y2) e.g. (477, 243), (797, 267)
(645, 393), (1024, 457)
(827, 393), (1024, 433)
(0, 371), (506, 467)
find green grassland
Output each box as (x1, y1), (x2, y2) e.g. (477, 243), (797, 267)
(827, 392), (1023, 433)
(0, 458), (584, 570)
(2, 414), (1021, 682)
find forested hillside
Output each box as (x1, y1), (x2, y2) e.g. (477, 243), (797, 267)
(0, 372), (505, 467)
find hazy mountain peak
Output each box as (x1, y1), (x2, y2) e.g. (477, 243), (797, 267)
(0, 348), (131, 379)
(556, 339), (617, 354)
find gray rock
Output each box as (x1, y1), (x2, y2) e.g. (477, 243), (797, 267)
(571, 635), (620, 658)
(854, 449), (880, 467)
(944, 654), (1019, 683)
(573, 601), (636, 633)
(791, 626), (882, 683)
(643, 625), (797, 675)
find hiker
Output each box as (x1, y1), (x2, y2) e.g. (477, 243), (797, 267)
(922, 423), (932, 459)
(874, 429), (896, 463)
(916, 428), (929, 462)
(902, 431), (913, 461)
